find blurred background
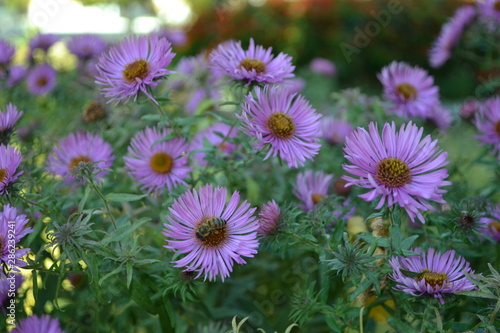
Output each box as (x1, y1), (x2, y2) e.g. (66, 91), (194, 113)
(0, 0), (479, 100)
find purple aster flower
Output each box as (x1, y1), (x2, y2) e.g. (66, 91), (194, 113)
(279, 78), (306, 94)
(29, 33), (59, 53)
(0, 205), (34, 271)
(6, 65), (27, 88)
(12, 314), (64, 333)
(0, 40), (15, 65)
(460, 99), (481, 120)
(153, 28), (188, 47)
(429, 6), (476, 68)
(209, 38), (295, 85)
(67, 34), (107, 60)
(293, 170), (333, 211)
(190, 123), (238, 166)
(95, 35), (176, 105)
(0, 273), (24, 309)
(257, 200), (281, 236)
(0, 145), (23, 195)
(309, 57), (336, 77)
(428, 105), (453, 131)
(47, 132), (114, 185)
(474, 97), (500, 159)
(378, 61), (440, 118)
(26, 63), (57, 96)
(478, 209), (500, 242)
(321, 117), (354, 145)
(478, 0), (500, 22)
(238, 85), (322, 168)
(124, 127), (191, 195)
(389, 247), (476, 304)
(342, 122), (451, 223)
(0, 103), (23, 143)
(163, 184), (259, 281)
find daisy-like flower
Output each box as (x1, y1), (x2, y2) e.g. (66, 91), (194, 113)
(389, 248), (476, 304)
(321, 117), (354, 145)
(12, 314), (64, 333)
(95, 35), (176, 105)
(293, 170), (333, 211)
(378, 61), (440, 118)
(67, 34), (107, 60)
(342, 122), (451, 223)
(47, 132), (114, 185)
(474, 97), (500, 159)
(163, 184), (259, 281)
(29, 33), (59, 53)
(257, 200), (281, 235)
(0, 103), (23, 143)
(428, 105), (453, 131)
(6, 65), (27, 88)
(0, 144), (23, 195)
(238, 85), (322, 168)
(309, 57), (336, 77)
(0, 205), (34, 271)
(153, 28), (188, 47)
(190, 123), (238, 166)
(477, 0), (500, 22)
(478, 208), (500, 242)
(26, 63), (57, 96)
(429, 5), (476, 68)
(209, 38), (295, 85)
(460, 99), (481, 120)
(0, 39), (15, 66)
(279, 78), (306, 94)
(124, 127), (191, 195)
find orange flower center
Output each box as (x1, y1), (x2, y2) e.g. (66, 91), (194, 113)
(123, 59), (150, 83)
(69, 156), (91, 172)
(397, 83), (418, 101)
(150, 152), (173, 174)
(495, 1), (500, 11)
(311, 193), (324, 205)
(38, 77), (48, 87)
(238, 57), (266, 75)
(417, 269), (448, 289)
(267, 112), (295, 139)
(375, 158), (411, 188)
(489, 221), (500, 232)
(195, 217), (228, 248)
(0, 168), (7, 183)
(495, 121), (500, 136)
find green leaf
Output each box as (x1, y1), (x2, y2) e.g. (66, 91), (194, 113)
(105, 193), (148, 202)
(401, 235), (419, 250)
(387, 317), (419, 333)
(98, 266), (122, 286)
(102, 217), (149, 245)
(130, 278), (158, 315)
(126, 262), (133, 289)
(141, 114), (161, 121)
(78, 186), (92, 212)
(456, 290), (497, 300)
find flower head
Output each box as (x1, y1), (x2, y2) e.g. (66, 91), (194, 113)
(163, 184), (259, 281)
(460, 99), (481, 120)
(309, 57), (336, 77)
(293, 170), (333, 211)
(238, 85), (322, 168)
(190, 123), (238, 166)
(7, 65), (27, 88)
(429, 5), (476, 68)
(378, 61), (440, 118)
(321, 117), (354, 145)
(342, 122), (451, 223)
(257, 200), (281, 235)
(0, 39), (15, 65)
(67, 34), (107, 60)
(428, 105), (453, 131)
(389, 248), (476, 304)
(47, 132), (114, 185)
(474, 97), (500, 159)
(124, 127), (191, 195)
(0, 103), (23, 143)
(209, 38), (294, 85)
(0, 205), (34, 270)
(26, 63), (57, 96)
(12, 314), (64, 333)
(95, 35), (176, 105)
(478, 208), (500, 242)
(152, 28), (188, 47)
(0, 144), (23, 195)
(478, 0), (500, 22)
(29, 33), (59, 53)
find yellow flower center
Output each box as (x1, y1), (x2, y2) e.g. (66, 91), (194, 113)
(311, 193), (324, 205)
(495, 121), (500, 136)
(397, 83), (418, 101)
(417, 269), (448, 289)
(375, 158), (411, 188)
(0, 168), (7, 183)
(195, 217), (228, 248)
(150, 152), (173, 174)
(489, 221), (500, 232)
(267, 112), (295, 139)
(69, 156), (91, 172)
(123, 59), (151, 83)
(38, 77), (48, 87)
(238, 57), (266, 75)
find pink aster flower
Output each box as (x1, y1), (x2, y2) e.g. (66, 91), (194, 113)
(12, 314), (64, 333)
(47, 132), (114, 185)
(342, 122), (451, 223)
(238, 85), (322, 168)
(26, 63), (57, 96)
(6, 65), (27, 88)
(478, 0), (500, 22)
(378, 61), (440, 118)
(67, 34), (107, 60)
(153, 28), (188, 47)
(309, 57), (336, 77)
(95, 35), (176, 105)
(460, 99), (481, 120)
(0, 103), (23, 143)
(428, 104), (453, 131)
(321, 117), (354, 145)
(0, 144), (23, 195)
(257, 200), (281, 235)
(0, 205), (34, 271)
(279, 78), (306, 94)
(474, 97), (500, 159)
(0, 40), (15, 65)
(478, 208), (500, 242)
(124, 127), (191, 195)
(389, 247), (476, 305)
(293, 170), (333, 211)
(209, 38), (295, 85)
(163, 184), (259, 281)
(429, 5), (476, 68)
(190, 123), (238, 166)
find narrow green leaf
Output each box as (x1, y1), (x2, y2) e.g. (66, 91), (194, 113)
(98, 266), (122, 286)
(457, 290), (497, 300)
(401, 235), (419, 250)
(126, 262), (133, 289)
(130, 278), (158, 315)
(105, 193), (148, 202)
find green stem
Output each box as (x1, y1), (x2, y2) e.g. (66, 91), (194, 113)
(420, 305), (429, 333)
